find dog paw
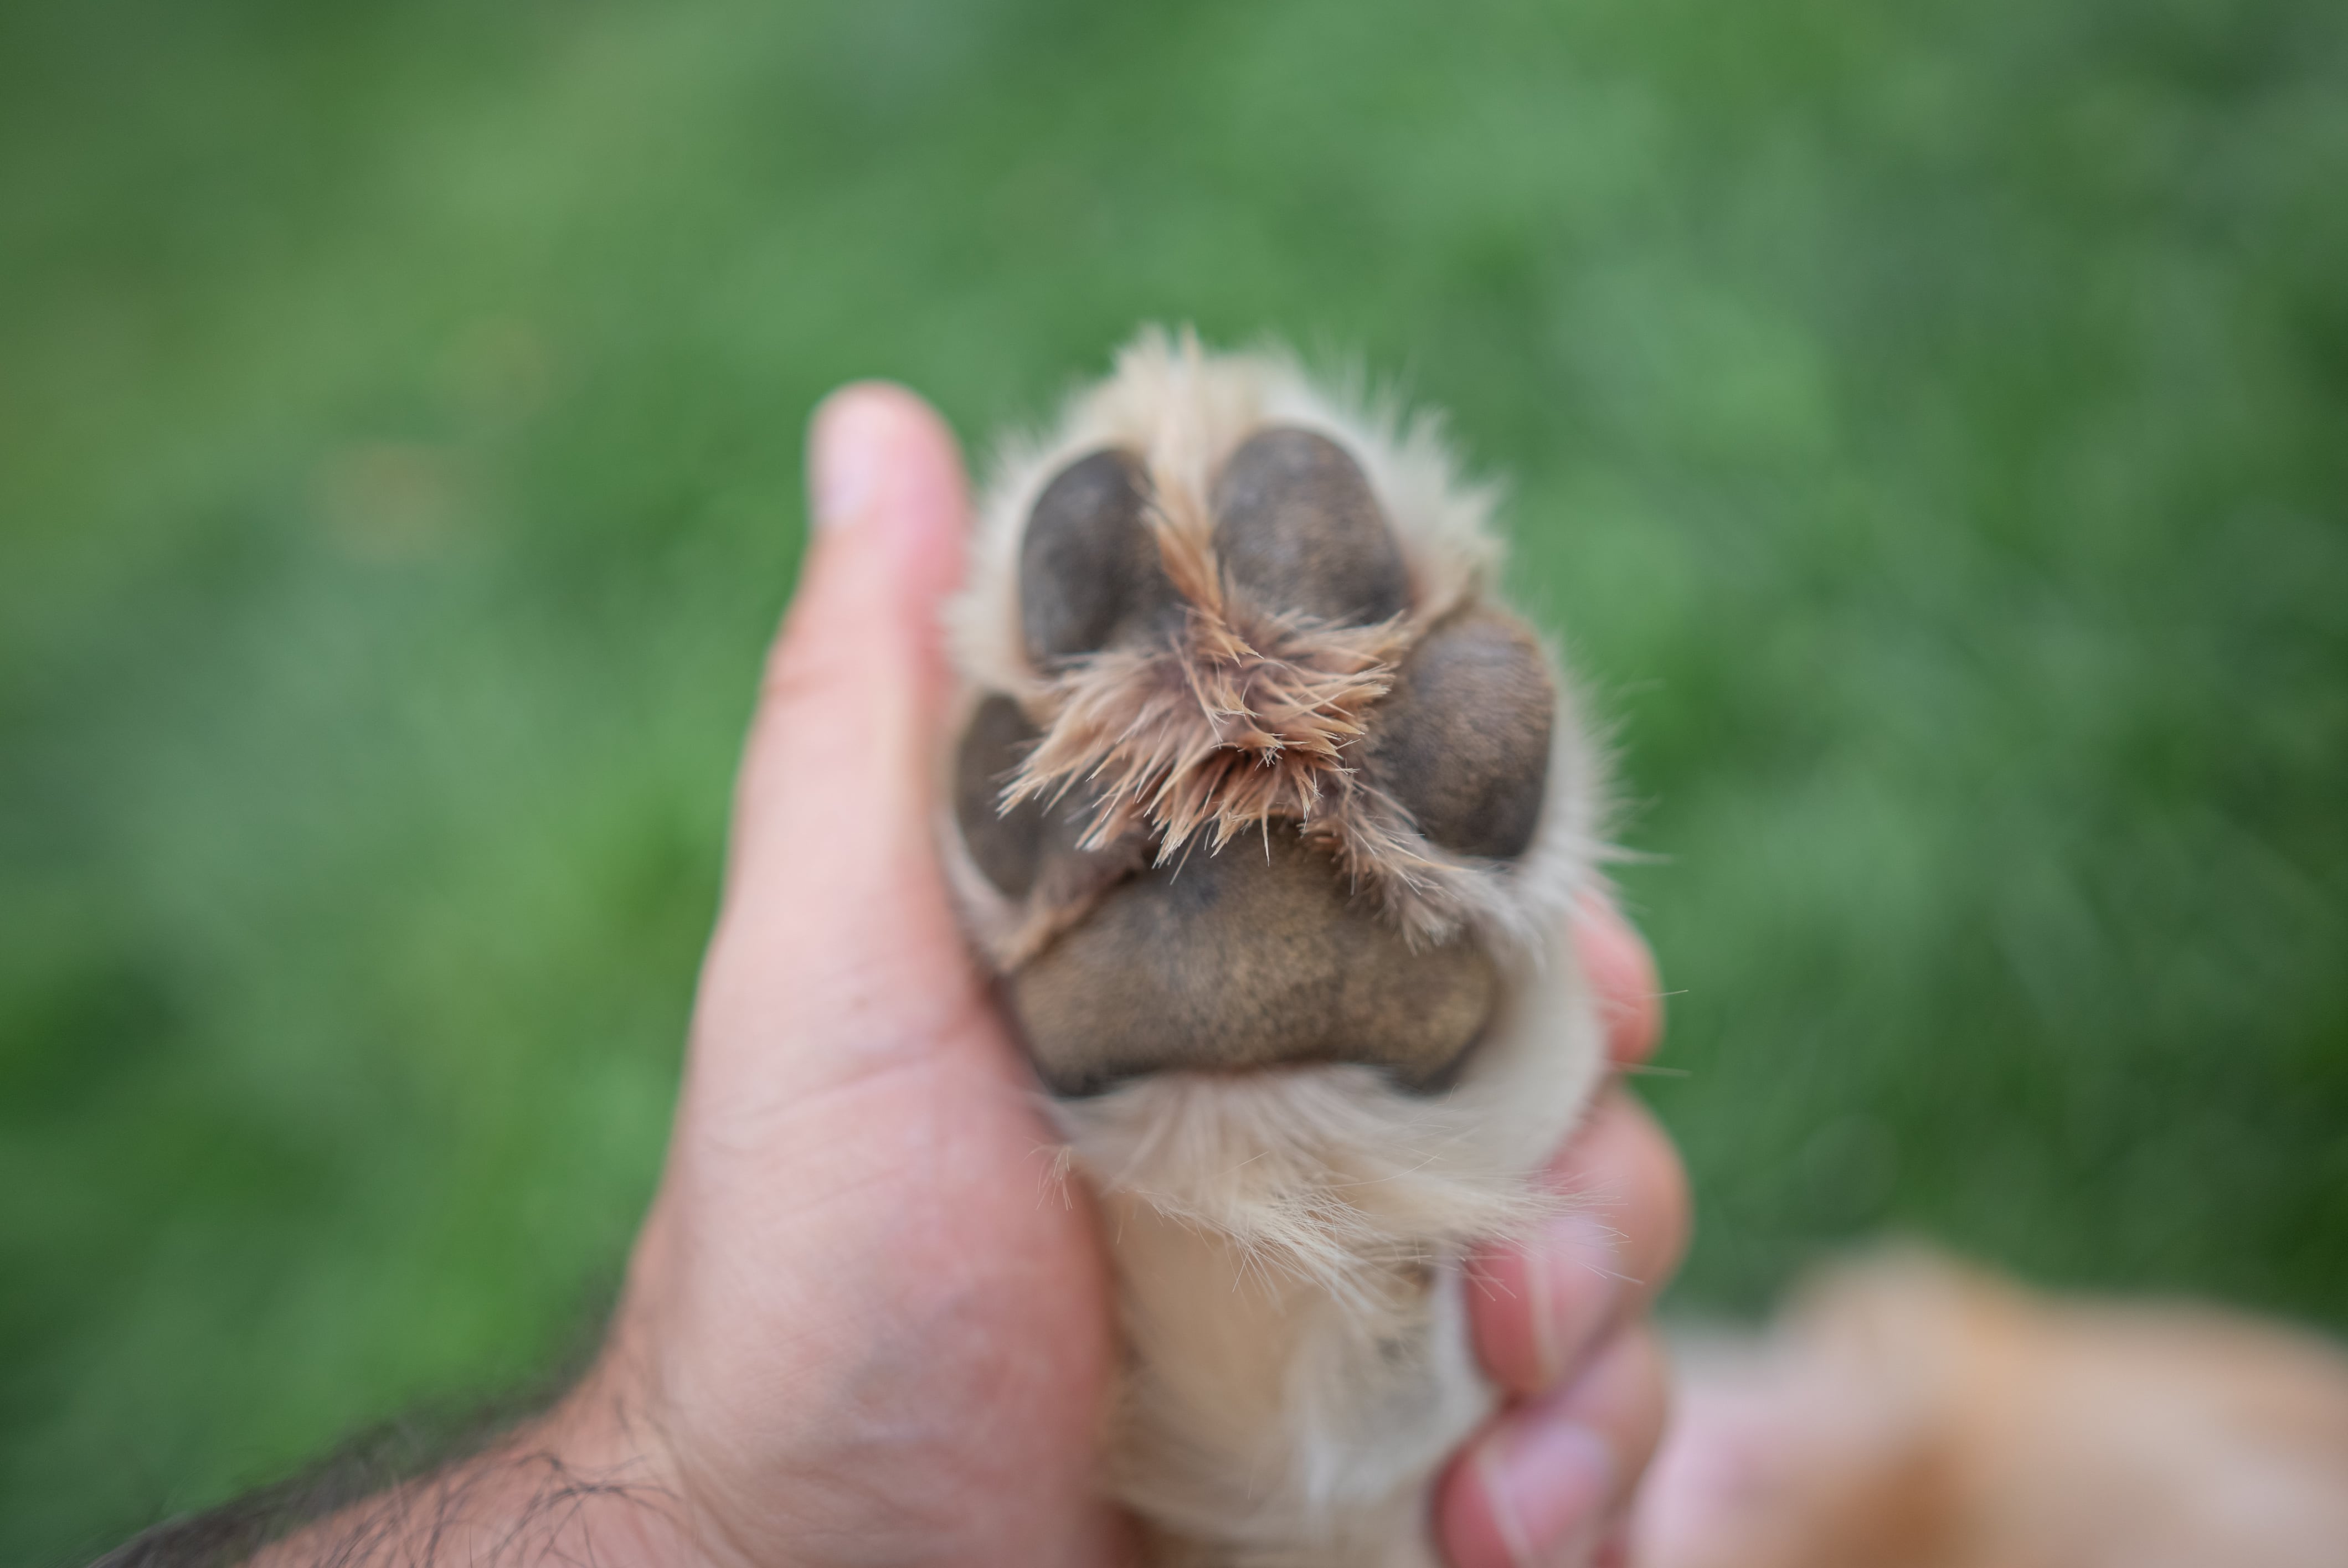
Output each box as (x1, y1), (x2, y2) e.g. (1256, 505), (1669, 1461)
(948, 363), (1568, 1100)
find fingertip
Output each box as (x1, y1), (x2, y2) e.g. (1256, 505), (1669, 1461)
(1546, 1090), (1693, 1321)
(1440, 1412), (1615, 1568)
(722, 379), (971, 919)
(1573, 891), (1664, 1065)
(1439, 1327), (1671, 1568)
(771, 378), (969, 685)
(1464, 1246), (1547, 1400)
(1468, 1213), (1624, 1399)
(1623, 1095), (1695, 1292)
(806, 380), (969, 566)
(1478, 1089), (1690, 1419)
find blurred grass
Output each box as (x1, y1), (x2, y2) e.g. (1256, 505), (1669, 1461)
(3, 0), (2345, 1557)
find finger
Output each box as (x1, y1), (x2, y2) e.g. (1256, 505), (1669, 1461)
(1439, 1323), (1672, 1568)
(730, 381), (967, 886)
(1468, 1090), (1691, 1397)
(694, 383), (990, 1085)
(1571, 892), (1663, 1066)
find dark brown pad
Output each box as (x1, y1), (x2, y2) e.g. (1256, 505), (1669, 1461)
(1363, 612), (1554, 860)
(1018, 448), (1177, 663)
(1212, 428), (1410, 626)
(1010, 832), (1496, 1097)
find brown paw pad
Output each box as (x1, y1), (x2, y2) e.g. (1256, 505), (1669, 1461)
(1012, 833), (1496, 1097)
(954, 427), (1556, 1097)
(1212, 427), (1410, 626)
(1364, 611), (1554, 861)
(1017, 448), (1178, 664)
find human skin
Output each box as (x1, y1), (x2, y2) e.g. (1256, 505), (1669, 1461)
(253, 383), (1688, 1568)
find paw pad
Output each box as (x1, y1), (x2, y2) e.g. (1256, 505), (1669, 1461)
(1211, 428), (1409, 628)
(1017, 448), (1176, 664)
(949, 357), (1571, 1098)
(1368, 611), (1553, 862)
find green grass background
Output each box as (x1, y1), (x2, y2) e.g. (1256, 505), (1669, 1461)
(4, 0), (2344, 1556)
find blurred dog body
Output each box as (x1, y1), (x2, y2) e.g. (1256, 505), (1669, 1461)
(1635, 1249), (2348, 1568)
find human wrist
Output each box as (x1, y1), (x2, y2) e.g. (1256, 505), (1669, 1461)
(235, 1368), (696, 1568)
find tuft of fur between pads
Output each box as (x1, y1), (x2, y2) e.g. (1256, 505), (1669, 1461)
(938, 328), (1610, 1567)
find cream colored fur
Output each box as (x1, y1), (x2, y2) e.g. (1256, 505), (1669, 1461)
(938, 330), (1608, 1566)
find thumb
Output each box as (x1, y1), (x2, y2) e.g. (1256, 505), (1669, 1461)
(694, 382), (993, 1093)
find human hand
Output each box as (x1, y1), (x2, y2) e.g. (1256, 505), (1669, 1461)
(1441, 896), (1690, 1568)
(270, 383), (1686, 1568)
